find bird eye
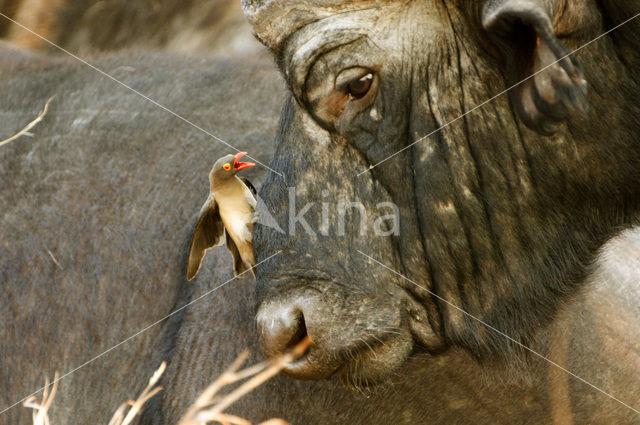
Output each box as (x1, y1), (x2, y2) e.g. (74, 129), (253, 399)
(223, 163), (231, 171)
(347, 73), (373, 99)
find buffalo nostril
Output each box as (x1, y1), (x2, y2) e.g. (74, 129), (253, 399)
(257, 304), (308, 358)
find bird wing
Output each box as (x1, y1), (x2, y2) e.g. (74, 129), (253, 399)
(240, 177), (257, 196)
(225, 229), (254, 278)
(186, 196), (225, 280)
(240, 177), (257, 209)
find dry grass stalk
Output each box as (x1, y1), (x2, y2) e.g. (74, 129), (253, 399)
(108, 361), (167, 425)
(177, 336), (311, 425)
(23, 372), (59, 425)
(0, 95), (55, 148)
(23, 338), (309, 425)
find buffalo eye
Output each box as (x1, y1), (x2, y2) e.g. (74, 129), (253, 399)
(308, 66), (379, 132)
(300, 63), (380, 133)
(346, 73), (373, 99)
(335, 67), (377, 101)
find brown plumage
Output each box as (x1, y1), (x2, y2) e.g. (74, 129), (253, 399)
(187, 152), (257, 280)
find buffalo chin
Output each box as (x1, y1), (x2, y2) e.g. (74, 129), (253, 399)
(336, 331), (414, 387)
(279, 325), (414, 387)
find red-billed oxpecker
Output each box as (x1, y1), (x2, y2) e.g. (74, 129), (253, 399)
(187, 152), (257, 280)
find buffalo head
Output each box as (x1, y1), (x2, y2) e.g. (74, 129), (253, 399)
(242, 0), (640, 385)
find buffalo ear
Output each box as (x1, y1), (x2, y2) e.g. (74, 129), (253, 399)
(482, 1), (587, 135)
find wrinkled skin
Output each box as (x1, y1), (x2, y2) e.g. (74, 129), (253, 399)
(219, 0), (639, 422)
(247, 0), (640, 373)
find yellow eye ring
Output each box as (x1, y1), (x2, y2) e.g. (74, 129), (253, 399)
(223, 163), (231, 171)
